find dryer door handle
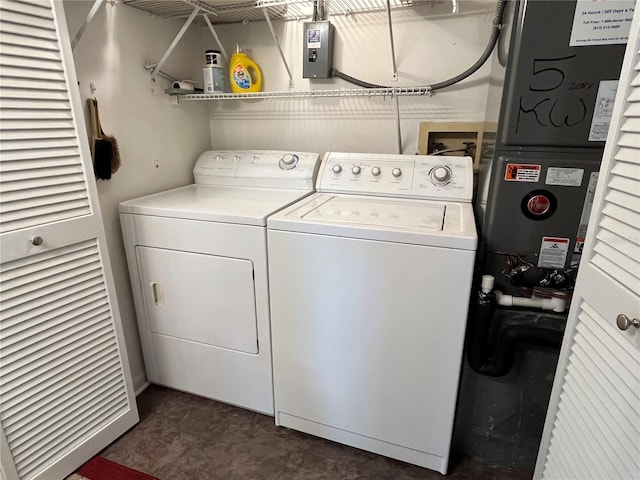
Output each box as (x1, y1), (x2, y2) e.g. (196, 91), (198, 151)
(150, 281), (164, 305)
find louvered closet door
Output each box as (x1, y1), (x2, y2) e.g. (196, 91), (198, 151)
(534, 10), (640, 480)
(0, 1), (138, 480)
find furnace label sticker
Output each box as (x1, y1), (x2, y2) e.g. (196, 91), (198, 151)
(570, 0), (635, 46)
(307, 29), (321, 48)
(538, 237), (570, 268)
(589, 80), (619, 141)
(545, 167), (584, 186)
(504, 164), (541, 182)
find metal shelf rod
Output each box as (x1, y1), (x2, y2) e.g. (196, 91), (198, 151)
(263, 7), (294, 87)
(385, 0), (398, 81)
(71, 0), (105, 51)
(153, 6), (200, 78)
(203, 14), (228, 60)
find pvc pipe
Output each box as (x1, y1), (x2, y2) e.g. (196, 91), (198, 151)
(495, 291), (568, 313)
(481, 275), (495, 293)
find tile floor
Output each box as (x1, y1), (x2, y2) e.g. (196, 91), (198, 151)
(100, 385), (533, 480)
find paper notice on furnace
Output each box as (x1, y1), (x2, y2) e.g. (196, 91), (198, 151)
(589, 80), (619, 141)
(570, 0), (635, 46)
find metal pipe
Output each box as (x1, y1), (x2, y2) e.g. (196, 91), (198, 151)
(263, 8), (293, 87)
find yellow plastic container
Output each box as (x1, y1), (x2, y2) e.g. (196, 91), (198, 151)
(229, 46), (263, 93)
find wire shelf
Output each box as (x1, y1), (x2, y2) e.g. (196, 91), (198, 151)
(122, 0), (433, 24)
(178, 86), (432, 99)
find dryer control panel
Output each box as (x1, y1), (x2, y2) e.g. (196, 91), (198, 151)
(194, 150), (321, 189)
(317, 152), (473, 202)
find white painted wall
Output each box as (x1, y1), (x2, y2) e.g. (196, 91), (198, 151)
(62, 0), (498, 392)
(63, 1), (211, 391)
(200, 2), (497, 154)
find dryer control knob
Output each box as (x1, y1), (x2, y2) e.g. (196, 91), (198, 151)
(392, 168), (402, 178)
(332, 164), (343, 174)
(371, 167), (381, 177)
(352, 166), (362, 175)
(279, 154), (299, 170)
(431, 166), (451, 184)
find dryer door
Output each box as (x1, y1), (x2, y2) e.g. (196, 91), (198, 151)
(136, 247), (258, 354)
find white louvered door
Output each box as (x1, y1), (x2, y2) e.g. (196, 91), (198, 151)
(0, 1), (139, 479)
(534, 9), (640, 480)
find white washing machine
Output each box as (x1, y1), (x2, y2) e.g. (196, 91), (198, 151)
(119, 150), (320, 415)
(267, 152), (477, 473)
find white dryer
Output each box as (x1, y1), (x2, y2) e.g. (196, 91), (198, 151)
(267, 152), (477, 473)
(120, 150), (320, 415)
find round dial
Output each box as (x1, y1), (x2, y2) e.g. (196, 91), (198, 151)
(431, 166), (451, 184)
(332, 164), (343, 174)
(392, 168), (402, 178)
(279, 154), (299, 170)
(371, 167), (381, 177)
(352, 166), (362, 175)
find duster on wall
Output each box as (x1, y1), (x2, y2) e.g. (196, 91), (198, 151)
(87, 98), (121, 180)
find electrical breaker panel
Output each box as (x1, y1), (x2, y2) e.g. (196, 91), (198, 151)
(303, 21), (335, 79)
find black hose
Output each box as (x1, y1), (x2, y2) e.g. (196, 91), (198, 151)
(465, 289), (496, 371)
(470, 325), (563, 377)
(332, 0), (507, 92)
(466, 285), (564, 377)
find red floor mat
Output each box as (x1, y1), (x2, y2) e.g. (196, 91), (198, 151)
(76, 456), (160, 480)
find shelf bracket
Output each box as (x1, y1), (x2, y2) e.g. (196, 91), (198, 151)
(71, 0), (105, 51)
(143, 62), (177, 82)
(152, 6), (200, 79)
(203, 14), (228, 61)
(263, 7), (293, 88)
(385, 0), (398, 82)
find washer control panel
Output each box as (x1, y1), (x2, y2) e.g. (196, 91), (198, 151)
(194, 150), (321, 188)
(317, 152), (473, 202)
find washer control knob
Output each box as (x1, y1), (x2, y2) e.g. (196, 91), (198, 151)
(431, 166), (452, 184)
(279, 154), (299, 170)
(371, 167), (381, 177)
(332, 164), (343, 174)
(352, 166), (362, 175)
(233, 155), (241, 163)
(392, 168), (402, 178)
